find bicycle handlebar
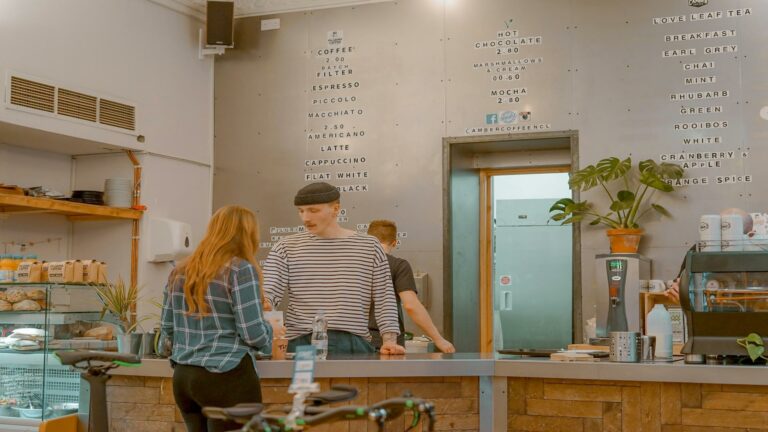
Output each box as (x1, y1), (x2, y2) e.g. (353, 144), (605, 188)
(206, 394), (436, 432)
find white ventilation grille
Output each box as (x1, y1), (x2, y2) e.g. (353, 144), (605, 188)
(6, 74), (137, 133)
(57, 88), (97, 122)
(99, 98), (135, 131)
(9, 76), (55, 113)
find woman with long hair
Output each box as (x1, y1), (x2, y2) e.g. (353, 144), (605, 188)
(160, 205), (272, 432)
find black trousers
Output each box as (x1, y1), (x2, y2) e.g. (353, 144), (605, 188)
(172, 354), (263, 432)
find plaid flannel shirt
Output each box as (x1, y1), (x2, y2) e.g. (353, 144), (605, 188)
(160, 258), (272, 373)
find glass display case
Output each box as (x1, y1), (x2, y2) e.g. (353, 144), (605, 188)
(0, 283), (109, 425)
(679, 251), (768, 356)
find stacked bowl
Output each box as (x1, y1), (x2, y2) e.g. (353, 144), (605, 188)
(104, 178), (133, 208)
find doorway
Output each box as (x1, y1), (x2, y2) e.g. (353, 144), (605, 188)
(482, 169), (572, 352)
(443, 131), (580, 353)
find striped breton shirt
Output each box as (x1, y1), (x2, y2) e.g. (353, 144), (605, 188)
(263, 231), (400, 341)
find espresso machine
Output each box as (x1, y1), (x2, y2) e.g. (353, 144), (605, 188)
(595, 254), (651, 338)
(680, 250), (768, 358)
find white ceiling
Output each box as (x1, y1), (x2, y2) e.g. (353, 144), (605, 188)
(154, 0), (394, 20)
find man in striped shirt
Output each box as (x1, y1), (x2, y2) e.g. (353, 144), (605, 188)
(263, 182), (405, 355)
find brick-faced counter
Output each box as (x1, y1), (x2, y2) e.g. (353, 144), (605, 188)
(106, 354), (768, 431)
(105, 375), (480, 432)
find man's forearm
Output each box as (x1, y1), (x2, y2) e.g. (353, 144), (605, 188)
(407, 300), (444, 342)
(382, 332), (399, 344)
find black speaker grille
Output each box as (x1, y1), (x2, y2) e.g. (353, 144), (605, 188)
(206, 1), (234, 47)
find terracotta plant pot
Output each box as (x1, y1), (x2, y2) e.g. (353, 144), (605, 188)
(606, 228), (644, 253)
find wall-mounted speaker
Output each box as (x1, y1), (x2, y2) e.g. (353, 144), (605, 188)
(206, 1), (234, 48)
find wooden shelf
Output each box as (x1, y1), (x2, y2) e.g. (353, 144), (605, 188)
(0, 194), (142, 221)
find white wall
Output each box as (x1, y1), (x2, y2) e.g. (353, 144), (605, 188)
(0, 0), (213, 164)
(0, 0), (214, 329)
(0, 144), (72, 261)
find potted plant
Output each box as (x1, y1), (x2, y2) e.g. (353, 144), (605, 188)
(92, 277), (148, 353)
(549, 157), (685, 253)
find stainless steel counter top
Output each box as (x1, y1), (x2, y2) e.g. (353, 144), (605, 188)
(111, 353), (768, 385)
(112, 353), (496, 378)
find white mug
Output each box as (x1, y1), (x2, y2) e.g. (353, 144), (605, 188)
(648, 280), (666, 293)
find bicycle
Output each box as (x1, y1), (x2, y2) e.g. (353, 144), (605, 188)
(55, 350), (142, 432)
(202, 384), (436, 432)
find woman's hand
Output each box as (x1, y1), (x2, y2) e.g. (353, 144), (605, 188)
(665, 278), (680, 303)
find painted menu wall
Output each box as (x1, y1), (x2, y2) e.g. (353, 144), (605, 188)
(213, 0), (768, 348)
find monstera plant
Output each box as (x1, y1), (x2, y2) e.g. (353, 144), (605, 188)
(549, 157), (685, 252)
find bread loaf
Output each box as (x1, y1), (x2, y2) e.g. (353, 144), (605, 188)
(6, 289), (26, 303)
(0, 291), (6, 301)
(84, 326), (114, 341)
(12, 299), (41, 311)
(0, 300), (12, 311)
(26, 289), (46, 300)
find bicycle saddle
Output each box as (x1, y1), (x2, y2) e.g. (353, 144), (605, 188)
(307, 385), (358, 406)
(55, 350), (141, 366)
(221, 403), (265, 419)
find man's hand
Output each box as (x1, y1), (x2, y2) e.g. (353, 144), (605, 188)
(381, 332), (406, 355)
(263, 300), (273, 311)
(434, 338), (456, 353)
(664, 278), (680, 303)
(380, 341), (406, 355)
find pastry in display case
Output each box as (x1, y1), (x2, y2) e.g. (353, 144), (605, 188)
(0, 283), (111, 426)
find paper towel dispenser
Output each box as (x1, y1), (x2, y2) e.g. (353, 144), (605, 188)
(148, 217), (193, 262)
(413, 271), (429, 307)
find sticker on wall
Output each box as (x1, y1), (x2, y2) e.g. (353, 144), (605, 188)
(500, 275), (512, 286)
(327, 30), (343, 48)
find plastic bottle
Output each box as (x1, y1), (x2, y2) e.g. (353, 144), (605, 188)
(646, 304), (673, 360)
(311, 311), (329, 360)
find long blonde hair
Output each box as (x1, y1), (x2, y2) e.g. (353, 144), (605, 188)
(176, 205), (262, 315)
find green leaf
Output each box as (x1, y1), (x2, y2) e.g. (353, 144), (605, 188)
(639, 159), (685, 180)
(746, 344), (765, 362)
(569, 165), (601, 191)
(549, 198), (574, 213)
(561, 215), (583, 225)
(616, 190), (636, 203)
(589, 218), (601, 226)
(596, 157), (632, 182)
(745, 333), (764, 346)
(550, 213), (567, 222)
(610, 200), (633, 212)
(651, 204), (672, 217)
(640, 171), (674, 192)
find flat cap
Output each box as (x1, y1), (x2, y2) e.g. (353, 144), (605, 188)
(294, 182), (340, 206)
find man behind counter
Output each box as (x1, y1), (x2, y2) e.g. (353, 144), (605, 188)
(263, 182), (405, 355)
(367, 220), (455, 353)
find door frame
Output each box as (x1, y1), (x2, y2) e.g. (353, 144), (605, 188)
(479, 166), (571, 353)
(443, 130), (580, 353)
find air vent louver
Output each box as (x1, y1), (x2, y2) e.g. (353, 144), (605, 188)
(6, 75), (137, 134)
(99, 99), (135, 131)
(9, 76), (55, 113)
(57, 88), (97, 122)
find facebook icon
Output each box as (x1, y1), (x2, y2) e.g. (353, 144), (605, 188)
(485, 113), (499, 124)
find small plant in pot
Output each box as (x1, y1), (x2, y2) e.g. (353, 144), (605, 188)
(92, 277), (148, 353)
(549, 157), (685, 253)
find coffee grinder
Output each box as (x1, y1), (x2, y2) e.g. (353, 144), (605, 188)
(595, 254), (651, 338)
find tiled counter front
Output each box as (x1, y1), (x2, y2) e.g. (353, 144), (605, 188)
(105, 376), (480, 432)
(507, 378), (768, 432)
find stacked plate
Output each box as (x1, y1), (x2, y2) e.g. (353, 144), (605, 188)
(104, 178), (133, 208)
(70, 190), (104, 205)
